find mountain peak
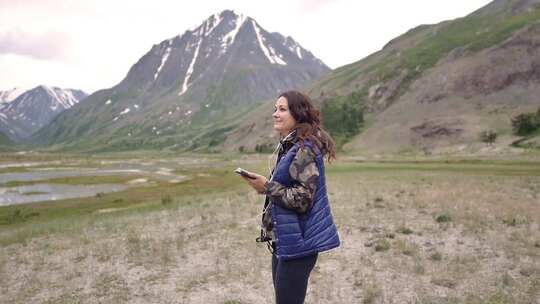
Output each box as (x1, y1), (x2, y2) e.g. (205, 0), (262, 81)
(123, 8), (329, 99)
(186, 10), (248, 37)
(0, 86), (88, 141)
(36, 84), (57, 92)
(219, 9), (242, 19)
(32, 9), (330, 150)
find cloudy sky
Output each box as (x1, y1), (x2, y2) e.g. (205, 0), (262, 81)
(0, 0), (492, 94)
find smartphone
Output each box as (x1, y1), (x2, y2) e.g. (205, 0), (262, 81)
(234, 167), (256, 179)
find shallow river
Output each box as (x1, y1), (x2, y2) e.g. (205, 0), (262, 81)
(0, 159), (191, 206)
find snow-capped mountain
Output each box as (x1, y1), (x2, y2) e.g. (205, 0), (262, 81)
(33, 10), (330, 150)
(116, 9), (329, 103)
(0, 85), (88, 141)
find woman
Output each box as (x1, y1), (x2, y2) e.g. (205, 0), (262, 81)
(241, 90), (340, 304)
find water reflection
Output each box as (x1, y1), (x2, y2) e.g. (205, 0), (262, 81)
(0, 169), (141, 184)
(0, 184), (128, 206)
(0, 163), (188, 206)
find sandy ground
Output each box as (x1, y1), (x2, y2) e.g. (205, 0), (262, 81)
(1, 162), (540, 303)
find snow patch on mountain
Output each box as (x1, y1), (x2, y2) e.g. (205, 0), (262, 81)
(154, 42), (172, 80)
(179, 28), (204, 96)
(204, 13), (223, 37)
(296, 46), (303, 59)
(39, 85), (80, 111)
(0, 87), (27, 104)
(252, 20), (286, 65)
(221, 13), (247, 52)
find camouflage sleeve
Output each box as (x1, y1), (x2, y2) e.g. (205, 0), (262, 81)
(264, 147), (319, 214)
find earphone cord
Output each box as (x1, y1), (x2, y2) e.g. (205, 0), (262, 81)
(240, 140), (281, 227)
(240, 131), (295, 228)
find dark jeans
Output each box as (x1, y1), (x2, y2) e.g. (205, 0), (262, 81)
(271, 252), (318, 304)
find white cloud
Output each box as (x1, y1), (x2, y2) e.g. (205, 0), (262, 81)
(0, 28), (72, 60)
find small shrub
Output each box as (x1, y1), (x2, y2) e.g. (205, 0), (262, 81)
(374, 239), (391, 252)
(480, 130), (497, 145)
(161, 194), (173, 205)
(397, 226), (414, 235)
(511, 112), (539, 136)
(431, 277), (457, 289)
(430, 251), (443, 261)
(0, 208), (40, 225)
(435, 213), (452, 223)
(6, 209), (23, 224)
(502, 215), (528, 227)
(395, 239), (418, 256)
(26, 211), (39, 218)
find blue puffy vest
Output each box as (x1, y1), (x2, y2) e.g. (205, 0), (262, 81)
(270, 140), (340, 260)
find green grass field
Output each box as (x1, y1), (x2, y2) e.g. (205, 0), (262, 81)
(0, 153), (539, 303)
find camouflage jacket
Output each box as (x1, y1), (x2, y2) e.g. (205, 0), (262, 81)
(262, 132), (319, 240)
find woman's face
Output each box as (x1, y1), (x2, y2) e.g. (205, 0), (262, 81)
(273, 96), (297, 136)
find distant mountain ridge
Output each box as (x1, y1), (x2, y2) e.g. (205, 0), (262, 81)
(32, 10), (330, 151)
(218, 0), (540, 154)
(0, 86), (88, 141)
(32, 1), (540, 154)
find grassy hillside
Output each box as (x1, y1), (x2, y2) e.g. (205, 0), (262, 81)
(33, 86), (262, 153)
(305, 1), (540, 154)
(312, 2), (540, 97)
(0, 131), (11, 144)
(217, 1), (540, 155)
(0, 130), (17, 152)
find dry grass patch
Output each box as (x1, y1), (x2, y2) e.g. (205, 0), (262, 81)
(1, 157), (539, 303)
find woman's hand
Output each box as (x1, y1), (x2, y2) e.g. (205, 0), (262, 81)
(242, 172), (268, 194)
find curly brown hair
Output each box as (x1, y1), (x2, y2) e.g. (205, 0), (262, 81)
(278, 90), (336, 161)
